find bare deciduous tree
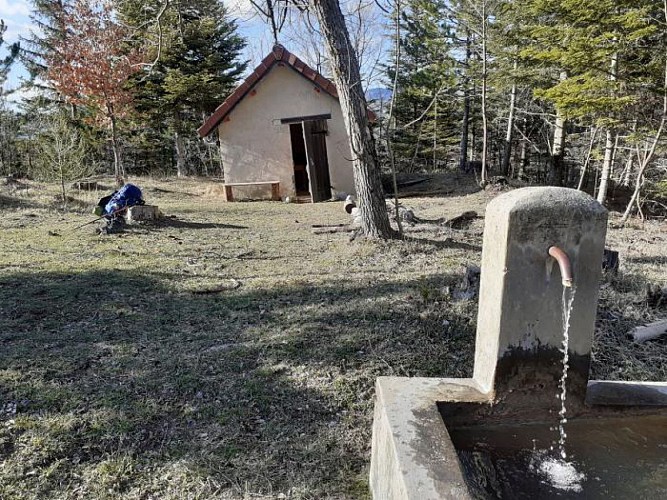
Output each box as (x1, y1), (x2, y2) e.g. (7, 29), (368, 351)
(309, 0), (394, 238)
(35, 115), (93, 207)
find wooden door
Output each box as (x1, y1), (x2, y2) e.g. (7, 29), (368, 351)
(303, 119), (332, 202)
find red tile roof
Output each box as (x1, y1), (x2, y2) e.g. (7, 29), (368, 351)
(198, 45), (374, 137)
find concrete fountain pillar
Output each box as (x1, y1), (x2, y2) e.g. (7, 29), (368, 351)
(370, 187), (612, 499)
(473, 187), (608, 403)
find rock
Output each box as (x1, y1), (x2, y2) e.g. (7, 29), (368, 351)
(602, 249), (619, 274)
(452, 265), (481, 301)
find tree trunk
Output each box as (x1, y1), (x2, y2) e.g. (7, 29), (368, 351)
(432, 98), (437, 171)
(621, 120), (637, 187)
(385, 0), (403, 235)
(175, 130), (187, 177)
(480, 5), (488, 185)
(471, 80), (477, 161)
(459, 33), (471, 172)
(548, 72), (567, 186)
(576, 126), (598, 191)
(459, 92), (470, 171)
(597, 51), (618, 204)
(501, 60), (518, 176)
(60, 165), (67, 208)
(596, 128), (614, 204)
(268, 0), (280, 44)
(549, 113), (565, 185)
(109, 112), (123, 181)
(310, 0), (394, 239)
(622, 154), (633, 187)
(518, 118), (528, 179)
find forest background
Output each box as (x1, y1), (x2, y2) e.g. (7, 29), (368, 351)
(0, 0), (666, 221)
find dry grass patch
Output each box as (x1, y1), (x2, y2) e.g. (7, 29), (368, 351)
(0, 175), (664, 499)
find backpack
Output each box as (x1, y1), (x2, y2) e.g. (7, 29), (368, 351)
(103, 184), (144, 216)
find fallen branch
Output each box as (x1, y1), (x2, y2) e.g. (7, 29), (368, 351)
(443, 210), (478, 228)
(628, 319), (667, 342)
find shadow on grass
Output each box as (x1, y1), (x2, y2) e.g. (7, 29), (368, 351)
(156, 217), (248, 230)
(0, 193), (47, 210)
(147, 187), (199, 197)
(0, 268), (475, 498)
(406, 236), (483, 252)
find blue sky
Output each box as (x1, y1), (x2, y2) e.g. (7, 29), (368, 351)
(0, 0), (387, 105)
(0, 0), (32, 96)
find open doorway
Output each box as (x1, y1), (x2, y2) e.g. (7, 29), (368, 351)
(289, 123), (310, 196)
(287, 115), (332, 202)
(303, 119), (332, 202)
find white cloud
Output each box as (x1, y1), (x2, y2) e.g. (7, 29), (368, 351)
(0, 0), (31, 18)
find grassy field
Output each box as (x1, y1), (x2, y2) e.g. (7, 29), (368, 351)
(1, 174), (665, 499)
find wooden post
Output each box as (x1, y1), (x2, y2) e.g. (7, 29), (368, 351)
(224, 185), (234, 202)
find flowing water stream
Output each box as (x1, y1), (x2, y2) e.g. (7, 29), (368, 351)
(535, 285), (585, 492)
(557, 285), (576, 459)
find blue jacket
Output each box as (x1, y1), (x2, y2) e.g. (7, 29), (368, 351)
(104, 184), (143, 216)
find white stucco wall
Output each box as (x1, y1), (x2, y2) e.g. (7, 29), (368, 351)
(217, 64), (355, 199)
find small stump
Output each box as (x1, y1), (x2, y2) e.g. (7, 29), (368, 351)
(127, 205), (160, 223)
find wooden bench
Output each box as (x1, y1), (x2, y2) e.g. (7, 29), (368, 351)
(223, 181), (280, 202)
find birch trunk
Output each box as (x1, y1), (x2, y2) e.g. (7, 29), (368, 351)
(622, 155), (633, 187)
(310, 0), (394, 239)
(501, 60), (518, 176)
(459, 33), (471, 172)
(518, 118), (528, 179)
(621, 120), (637, 187)
(597, 51), (618, 204)
(596, 128), (614, 204)
(548, 71), (567, 185)
(480, 4), (488, 185)
(576, 127), (598, 191)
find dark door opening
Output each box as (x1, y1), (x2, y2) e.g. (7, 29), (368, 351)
(303, 119), (332, 202)
(289, 123), (310, 196)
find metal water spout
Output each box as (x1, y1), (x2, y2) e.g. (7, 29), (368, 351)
(549, 246), (573, 287)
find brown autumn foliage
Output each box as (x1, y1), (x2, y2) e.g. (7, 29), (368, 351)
(46, 0), (144, 176)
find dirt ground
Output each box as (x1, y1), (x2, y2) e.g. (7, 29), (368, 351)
(0, 173), (665, 499)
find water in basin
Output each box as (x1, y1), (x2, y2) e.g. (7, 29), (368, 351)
(447, 415), (667, 499)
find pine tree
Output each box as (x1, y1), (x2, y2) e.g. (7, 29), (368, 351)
(120, 0), (247, 176)
(509, 0), (658, 194)
(387, 0), (457, 171)
(19, 1), (70, 95)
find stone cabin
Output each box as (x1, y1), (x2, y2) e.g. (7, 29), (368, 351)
(198, 45), (368, 202)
